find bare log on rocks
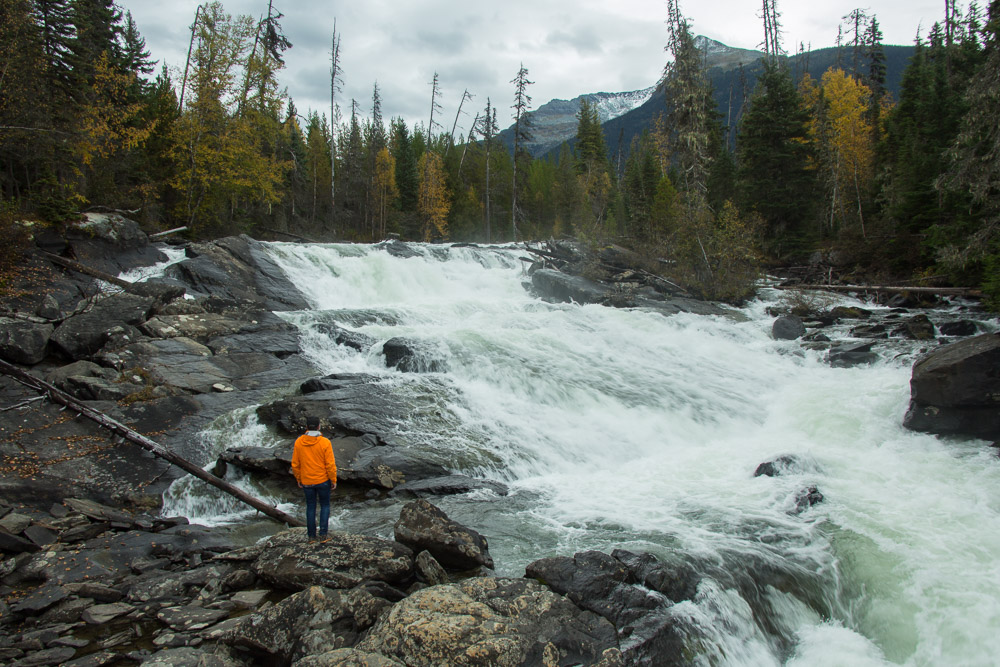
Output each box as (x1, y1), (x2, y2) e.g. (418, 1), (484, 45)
(42, 251), (135, 291)
(0, 359), (305, 527)
(777, 284), (982, 298)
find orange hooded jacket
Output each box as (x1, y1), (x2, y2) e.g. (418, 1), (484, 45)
(291, 431), (337, 486)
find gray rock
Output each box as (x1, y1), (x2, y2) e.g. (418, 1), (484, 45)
(827, 342), (878, 368)
(389, 475), (509, 498)
(157, 605), (230, 632)
(164, 235), (309, 311)
(137, 646), (241, 666)
(81, 601), (134, 624)
(223, 586), (363, 664)
(218, 446), (292, 477)
(0, 512), (32, 534)
(850, 323), (888, 339)
(22, 524), (58, 548)
(526, 550), (692, 665)
(771, 315), (805, 340)
(531, 268), (612, 305)
(230, 589), (269, 609)
(10, 585), (68, 614)
(754, 454), (808, 478)
(295, 649), (405, 666)
(60, 650), (120, 667)
(393, 499), (493, 570)
(382, 338), (447, 373)
(0, 530), (39, 554)
(43, 361), (116, 391)
(64, 213), (164, 275)
(50, 292), (156, 359)
(251, 529), (414, 590)
(939, 320), (978, 337)
(64, 582), (123, 602)
(0, 318), (53, 365)
(415, 550), (448, 586)
(356, 577), (620, 667)
(903, 333), (1000, 440)
(312, 323), (378, 353)
(9, 646), (76, 666)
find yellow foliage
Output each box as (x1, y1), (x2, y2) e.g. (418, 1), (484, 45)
(373, 147), (398, 239)
(75, 52), (154, 166)
(418, 151), (450, 241)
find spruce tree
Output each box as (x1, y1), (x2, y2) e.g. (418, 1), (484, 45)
(736, 61), (815, 254)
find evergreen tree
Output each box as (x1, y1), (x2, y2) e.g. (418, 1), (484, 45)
(736, 61), (815, 253)
(938, 0), (1000, 302)
(662, 17), (714, 198)
(510, 64), (533, 239)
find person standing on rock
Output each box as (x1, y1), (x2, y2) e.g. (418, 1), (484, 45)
(291, 416), (337, 541)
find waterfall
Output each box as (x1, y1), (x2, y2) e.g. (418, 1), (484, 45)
(171, 241), (1000, 665)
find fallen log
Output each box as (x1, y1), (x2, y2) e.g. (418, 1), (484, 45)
(149, 226), (188, 238)
(777, 284), (983, 298)
(42, 251), (133, 290)
(0, 359), (305, 528)
(262, 228), (316, 243)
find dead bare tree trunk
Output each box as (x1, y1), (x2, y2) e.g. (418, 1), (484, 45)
(0, 359), (304, 528)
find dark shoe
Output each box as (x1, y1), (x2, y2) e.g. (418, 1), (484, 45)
(307, 535), (317, 542)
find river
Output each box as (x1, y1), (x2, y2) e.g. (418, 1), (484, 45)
(161, 241), (1000, 666)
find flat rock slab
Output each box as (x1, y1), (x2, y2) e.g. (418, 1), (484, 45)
(157, 605), (230, 631)
(82, 601), (134, 624)
(252, 529), (414, 590)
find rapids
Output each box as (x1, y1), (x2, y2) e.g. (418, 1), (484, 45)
(161, 241), (1000, 666)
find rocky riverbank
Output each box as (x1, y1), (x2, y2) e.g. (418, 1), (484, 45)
(1, 216), (997, 666)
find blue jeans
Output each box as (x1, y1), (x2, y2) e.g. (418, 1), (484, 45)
(302, 480), (331, 537)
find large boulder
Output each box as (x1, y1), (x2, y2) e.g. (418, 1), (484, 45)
(222, 586), (348, 664)
(526, 550), (696, 665)
(50, 292), (156, 359)
(257, 374), (412, 442)
(771, 315), (806, 340)
(393, 499), (493, 570)
(64, 213), (167, 274)
(382, 337), (447, 373)
(0, 318), (53, 365)
(355, 577), (622, 667)
(903, 333), (1000, 440)
(531, 268), (612, 305)
(251, 530), (415, 591)
(164, 235), (309, 311)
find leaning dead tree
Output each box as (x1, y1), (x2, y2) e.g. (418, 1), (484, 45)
(330, 20), (343, 219)
(0, 360), (304, 528)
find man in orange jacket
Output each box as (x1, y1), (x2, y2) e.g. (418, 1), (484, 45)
(291, 416), (337, 541)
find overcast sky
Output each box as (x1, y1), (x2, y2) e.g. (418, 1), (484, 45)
(124, 0), (960, 135)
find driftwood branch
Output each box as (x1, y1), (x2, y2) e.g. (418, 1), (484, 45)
(0, 359), (304, 527)
(777, 284), (983, 298)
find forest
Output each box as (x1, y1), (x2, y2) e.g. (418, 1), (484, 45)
(1, 0), (998, 305)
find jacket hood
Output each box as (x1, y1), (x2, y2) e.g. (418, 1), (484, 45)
(299, 432), (322, 445)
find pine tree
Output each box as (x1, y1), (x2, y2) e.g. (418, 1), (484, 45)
(510, 64), (533, 240)
(736, 61), (815, 253)
(478, 99), (500, 242)
(937, 0), (1000, 300)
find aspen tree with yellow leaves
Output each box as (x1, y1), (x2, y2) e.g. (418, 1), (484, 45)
(417, 151), (450, 241)
(373, 147), (398, 239)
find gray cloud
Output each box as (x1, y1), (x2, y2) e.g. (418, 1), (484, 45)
(125, 0), (964, 132)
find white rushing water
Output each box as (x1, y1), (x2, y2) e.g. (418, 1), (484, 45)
(168, 241), (1000, 666)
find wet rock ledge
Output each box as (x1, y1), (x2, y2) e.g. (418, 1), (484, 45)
(0, 491), (732, 666)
